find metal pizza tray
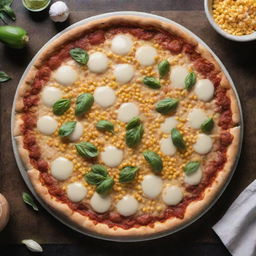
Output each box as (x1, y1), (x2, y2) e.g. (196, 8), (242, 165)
(11, 11), (243, 242)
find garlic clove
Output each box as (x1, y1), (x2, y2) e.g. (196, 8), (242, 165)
(22, 239), (43, 252)
(49, 1), (69, 23)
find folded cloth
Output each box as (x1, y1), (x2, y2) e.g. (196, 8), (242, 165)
(213, 180), (256, 256)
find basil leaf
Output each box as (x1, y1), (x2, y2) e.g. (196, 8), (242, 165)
(96, 120), (114, 133)
(22, 192), (38, 211)
(75, 93), (94, 116)
(125, 124), (144, 148)
(75, 142), (98, 158)
(143, 76), (161, 89)
(70, 48), (89, 65)
(85, 172), (106, 185)
(0, 0), (13, 7)
(58, 121), (76, 137)
(184, 161), (200, 175)
(156, 98), (179, 115)
(53, 99), (71, 116)
(171, 128), (186, 150)
(96, 177), (114, 195)
(201, 118), (214, 133)
(119, 166), (139, 183)
(185, 72), (196, 90)
(0, 12), (8, 23)
(126, 117), (141, 130)
(158, 60), (170, 78)
(2, 5), (15, 20)
(0, 71), (11, 82)
(143, 151), (163, 173)
(91, 164), (108, 177)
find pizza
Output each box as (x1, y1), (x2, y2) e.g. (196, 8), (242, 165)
(13, 16), (241, 237)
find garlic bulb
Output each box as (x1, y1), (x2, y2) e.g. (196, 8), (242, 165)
(0, 194), (10, 231)
(49, 1), (69, 22)
(22, 239), (43, 252)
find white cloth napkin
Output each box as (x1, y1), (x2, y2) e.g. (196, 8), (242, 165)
(213, 180), (256, 256)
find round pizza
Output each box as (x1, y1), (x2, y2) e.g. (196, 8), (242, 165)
(13, 16), (241, 238)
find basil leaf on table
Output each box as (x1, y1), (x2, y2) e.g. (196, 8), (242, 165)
(201, 118), (214, 133)
(158, 60), (170, 78)
(155, 98), (179, 115)
(53, 99), (71, 116)
(96, 177), (114, 195)
(70, 48), (89, 65)
(143, 151), (163, 173)
(143, 76), (161, 89)
(0, 0), (16, 23)
(96, 120), (114, 133)
(125, 124), (144, 148)
(185, 72), (196, 90)
(75, 142), (98, 158)
(171, 128), (186, 150)
(22, 192), (38, 211)
(126, 117), (141, 130)
(91, 164), (108, 177)
(58, 121), (76, 137)
(184, 161), (200, 175)
(119, 166), (139, 183)
(75, 93), (94, 116)
(0, 71), (11, 82)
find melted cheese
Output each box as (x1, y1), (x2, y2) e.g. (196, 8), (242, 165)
(90, 192), (111, 213)
(193, 134), (213, 154)
(160, 137), (176, 156)
(117, 102), (139, 122)
(184, 167), (202, 185)
(160, 117), (178, 133)
(141, 175), (163, 199)
(68, 122), (83, 142)
(116, 195), (138, 216)
(162, 185), (183, 206)
(114, 64), (134, 84)
(87, 52), (108, 73)
(42, 87), (63, 107)
(37, 116), (58, 135)
(51, 157), (73, 181)
(54, 65), (78, 86)
(170, 66), (189, 88)
(135, 45), (157, 66)
(111, 35), (133, 55)
(195, 79), (214, 101)
(187, 108), (208, 129)
(101, 146), (123, 167)
(94, 86), (116, 108)
(66, 182), (87, 202)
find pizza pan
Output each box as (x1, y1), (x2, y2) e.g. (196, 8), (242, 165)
(11, 11), (243, 242)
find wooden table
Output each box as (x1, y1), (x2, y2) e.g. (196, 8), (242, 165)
(0, 0), (255, 255)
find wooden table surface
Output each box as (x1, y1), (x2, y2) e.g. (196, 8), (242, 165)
(0, 0), (255, 255)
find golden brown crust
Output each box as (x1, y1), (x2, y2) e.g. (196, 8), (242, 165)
(15, 136), (32, 170)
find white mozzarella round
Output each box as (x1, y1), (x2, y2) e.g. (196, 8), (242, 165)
(193, 134), (213, 154)
(90, 192), (111, 213)
(187, 108), (208, 129)
(87, 52), (108, 73)
(162, 185), (183, 206)
(135, 45), (157, 66)
(141, 175), (163, 199)
(68, 122), (83, 142)
(160, 117), (178, 133)
(184, 167), (203, 186)
(51, 157), (73, 181)
(195, 79), (214, 102)
(67, 182), (87, 202)
(37, 116), (58, 135)
(117, 102), (139, 122)
(54, 65), (78, 86)
(113, 64), (134, 84)
(170, 66), (189, 88)
(101, 146), (123, 167)
(116, 195), (138, 216)
(111, 35), (133, 55)
(42, 87), (63, 107)
(160, 137), (176, 156)
(94, 86), (116, 108)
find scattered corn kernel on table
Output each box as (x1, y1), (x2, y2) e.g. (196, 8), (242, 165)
(0, 0), (255, 255)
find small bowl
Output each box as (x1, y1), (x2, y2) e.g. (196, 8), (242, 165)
(204, 0), (256, 42)
(22, 0), (51, 12)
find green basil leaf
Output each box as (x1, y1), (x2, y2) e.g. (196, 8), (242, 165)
(158, 60), (170, 78)
(184, 161), (200, 175)
(22, 192), (38, 211)
(185, 72), (196, 90)
(171, 128), (186, 150)
(70, 48), (89, 65)
(75, 142), (98, 158)
(75, 93), (94, 116)
(119, 166), (139, 183)
(85, 172), (106, 185)
(96, 120), (114, 133)
(143, 151), (163, 173)
(125, 124), (144, 148)
(91, 164), (108, 177)
(0, 71), (11, 82)
(201, 118), (214, 133)
(143, 76), (161, 89)
(2, 5), (15, 20)
(58, 121), (76, 137)
(155, 98), (179, 115)
(96, 177), (114, 195)
(0, 0), (13, 7)
(53, 99), (71, 116)
(0, 12), (8, 23)
(126, 117), (141, 130)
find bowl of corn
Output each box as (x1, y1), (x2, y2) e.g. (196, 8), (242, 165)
(204, 0), (256, 42)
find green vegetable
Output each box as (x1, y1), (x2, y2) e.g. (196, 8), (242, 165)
(53, 99), (71, 116)
(0, 26), (29, 49)
(125, 124), (144, 148)
(70, 48), (89, 65)
(158, 60), (170, 78)
(85, 172), (106, 185)
(75, 142), (98, 158)
(155, 98), (179, 115)
(143, 151), (163, 173)
(171, 128), (186, 150)
(0, 0), (16, 23)
(96, 177), (114, 195)
(22, 192), (38, 211)
(126, 117), (141, 130)
(58, 121), (76, 137)
(75, 93), (94, 116)
(143, 76), (161, 89)
(0, 70), (11, 82)
(96, 120), (114, 133)
(185, 72), (196, 90)
(184, 161), (200, 175)
(91, 164), (108, 177)
(201, 118), (214, 133)
(119, 166), (139, 183)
